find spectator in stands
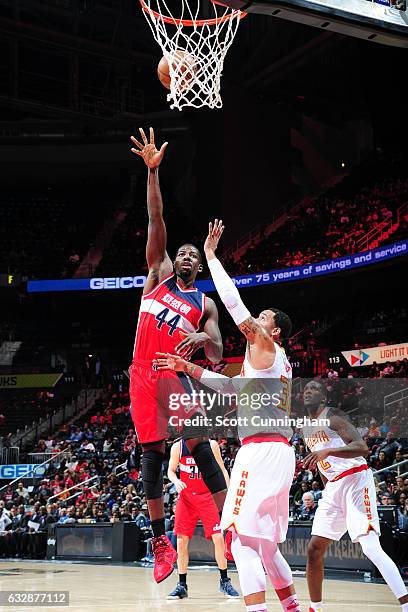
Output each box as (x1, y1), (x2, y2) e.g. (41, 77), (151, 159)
(65, 506), (77, 524)
(0, 507), (12, 556)
(69, 427), (84, 443)
(15, 482), (29, 501)
(377, 432), (402, 460)
(134, 504), (150, 530)
(397, 498), (408, 531)
(57, 508), (69, 524)
(79, 439), (96, 453)
(396, 493), (407, 511)
(293, 482), (310, 507)
(392, 451), (406, 472)
(103, 437), (113, 452)
(296, 492), (317, 521)
(311, 480), (323, 503)
(380, 492), (393, 506)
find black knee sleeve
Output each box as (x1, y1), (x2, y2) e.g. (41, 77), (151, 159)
(191, 441), (227, 494)
(141, 450), (164, 499)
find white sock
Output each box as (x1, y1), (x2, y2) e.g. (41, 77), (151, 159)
(310, 602), (323, 611)
(281, 594), (301, 611)
(246, 605), (267, 612)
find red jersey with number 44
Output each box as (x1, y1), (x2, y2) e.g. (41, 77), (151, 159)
(133, 273), (206, 362)
(179, 439), (208, 495)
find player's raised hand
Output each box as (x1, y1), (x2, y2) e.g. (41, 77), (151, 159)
(154, 352), (187, 372)
(204, 219), (225, 259)
(130, 127), (168, 169)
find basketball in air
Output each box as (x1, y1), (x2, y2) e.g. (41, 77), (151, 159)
(157, 50), (198, 91)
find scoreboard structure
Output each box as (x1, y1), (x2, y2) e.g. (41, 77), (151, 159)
(219, 0), (408, 46)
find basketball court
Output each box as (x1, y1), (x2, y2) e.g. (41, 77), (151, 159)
(0, 561), (401, 611)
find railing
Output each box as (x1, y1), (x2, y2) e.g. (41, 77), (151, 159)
(373, 458), (408, 478)
(384, 386), (408, 410)
(355, 219), (392, 252)
(27, 452), (65, 468)
(0, 447), (71, 494)
(11, 388), (94, 450)
(11, 399), (79, 450)
(397, 201), (408, 224)
(354, 200), (407, 253)
(0, 447), (20, 464)
(221, 204), (288, 262)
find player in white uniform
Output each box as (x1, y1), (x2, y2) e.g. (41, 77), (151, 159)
(302, 380), (408, 612)
(155, 220), (301, 612)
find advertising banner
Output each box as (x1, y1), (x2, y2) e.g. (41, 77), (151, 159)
(27, 240), (408, 294)
(341, 342), (408, 367)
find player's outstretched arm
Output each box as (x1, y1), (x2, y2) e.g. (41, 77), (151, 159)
(154, 352), (233, 394)
(204, 220), (273, 348)
(130, 127), (172, 293)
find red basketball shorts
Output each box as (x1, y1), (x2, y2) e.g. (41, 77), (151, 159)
(174, 490), (222, 539)
(129, 361), (204, 444)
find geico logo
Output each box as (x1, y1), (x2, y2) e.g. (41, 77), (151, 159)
(90, 276), (146, 290)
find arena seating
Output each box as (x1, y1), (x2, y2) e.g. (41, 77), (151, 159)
(225, 156), (408, 275)
(0, 185), (116, 279)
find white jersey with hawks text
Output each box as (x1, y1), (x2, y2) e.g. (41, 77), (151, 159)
(303, 406), (367, 482)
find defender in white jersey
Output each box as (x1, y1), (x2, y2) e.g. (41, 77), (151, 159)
(302, 380), (408, 612)
(155, 220), (301, 612)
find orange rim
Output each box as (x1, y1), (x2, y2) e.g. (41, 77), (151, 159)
(139, 0), (246, 26)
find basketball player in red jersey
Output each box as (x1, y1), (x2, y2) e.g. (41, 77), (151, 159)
(129, 128), (227, 584)
(167, 438), (239, 600)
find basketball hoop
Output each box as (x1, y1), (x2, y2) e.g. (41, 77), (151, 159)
(139, 0), (245, 110)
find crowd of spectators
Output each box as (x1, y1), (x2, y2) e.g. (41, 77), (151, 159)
(1, 371), (407, 572)
(224, 163), (408, 275)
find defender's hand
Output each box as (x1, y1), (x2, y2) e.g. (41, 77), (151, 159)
(154, 352), (188, 372)
(204, 219), (225, 259)
(130, 127), (168, 169)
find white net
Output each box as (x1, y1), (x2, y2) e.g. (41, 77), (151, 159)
(140, 0), (244, 110)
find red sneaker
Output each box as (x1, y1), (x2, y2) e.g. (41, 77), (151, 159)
(152, 535), (177, 584)
(224, 529), (234, 561)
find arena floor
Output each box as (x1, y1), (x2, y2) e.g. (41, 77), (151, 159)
(0, 561), (402, 611)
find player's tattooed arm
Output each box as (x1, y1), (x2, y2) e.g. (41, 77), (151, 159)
(238, 316), (273, 348)
(155, 352), (233, 394)
(130, 127), (172, 293)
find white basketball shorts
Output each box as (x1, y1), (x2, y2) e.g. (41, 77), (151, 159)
(221, 440), (295, 542)
(312, 467), (380, 543)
